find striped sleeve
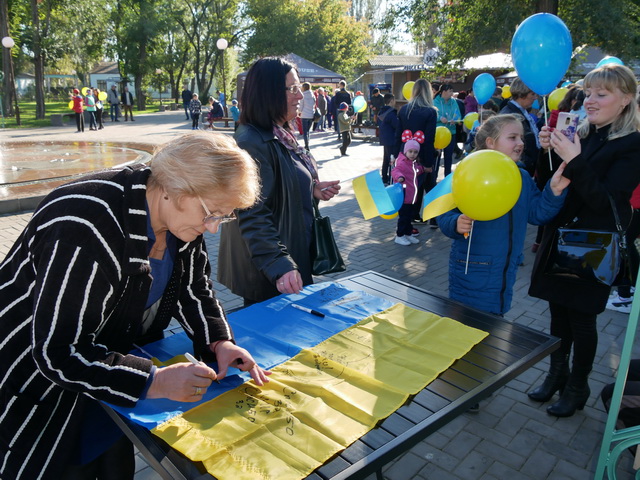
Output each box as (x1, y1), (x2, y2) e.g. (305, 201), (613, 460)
(30, 240), (151, 406)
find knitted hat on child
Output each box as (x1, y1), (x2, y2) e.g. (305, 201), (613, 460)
(401, 129), (425, 153)
(338, 102), (348, 111)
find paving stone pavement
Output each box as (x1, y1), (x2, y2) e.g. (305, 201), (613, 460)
(1, 111), (638, 479)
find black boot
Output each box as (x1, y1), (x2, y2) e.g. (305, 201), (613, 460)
(527, 353), (569, 402)
(546, 368), (591, 417)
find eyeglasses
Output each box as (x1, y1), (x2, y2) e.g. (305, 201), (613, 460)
(285, 84), (303, 94)
(198, 197), (237, 227)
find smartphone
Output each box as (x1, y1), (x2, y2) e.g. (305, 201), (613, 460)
(557, 112), (579, 142)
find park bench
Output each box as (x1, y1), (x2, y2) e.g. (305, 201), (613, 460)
(50, 112), (75, 127)
(201, 114), (234, 130)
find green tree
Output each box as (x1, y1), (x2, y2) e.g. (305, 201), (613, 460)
(244, 0), (372, 78)
(388, 0), (640, 73)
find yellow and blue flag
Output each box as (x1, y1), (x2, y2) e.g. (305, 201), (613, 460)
(421, 173), (456, 220)
(353, 171), (404, 220)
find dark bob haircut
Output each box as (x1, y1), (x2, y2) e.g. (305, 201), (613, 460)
(239, 57), (297, 130)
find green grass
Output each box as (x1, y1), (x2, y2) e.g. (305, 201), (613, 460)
(0, 100), (173, 129)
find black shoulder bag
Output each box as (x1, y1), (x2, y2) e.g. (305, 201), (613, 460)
(311, 201), (346, 276)
(545, 194), (629, 286)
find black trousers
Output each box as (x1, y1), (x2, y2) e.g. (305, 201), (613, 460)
(75, 112), (84, 132)
(618, 208), (640, 298)
(549, 302), (598, 373)
(381, 145), (393, 184)
(61, 436), (134, 480)
(340, 131), (351, 154)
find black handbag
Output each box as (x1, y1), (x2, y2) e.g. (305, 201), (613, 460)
(546, 195), (628, 286)
(311, 201), (346, 276)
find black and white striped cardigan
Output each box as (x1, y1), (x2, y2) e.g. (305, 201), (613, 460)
(0, 165), (233, 479)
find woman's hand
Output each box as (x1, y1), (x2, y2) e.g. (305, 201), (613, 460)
(211, 340), (271, 386)
(440, 116), (448, 124)
(147, 362), (218, 402)
(538, 125), (552, 150)
(456, 214), (474, 235)
(314, 180), (341, 201)
(550, 161), (571, 196)
(548, 128), (581, 163)
(276, 269), (303, 295)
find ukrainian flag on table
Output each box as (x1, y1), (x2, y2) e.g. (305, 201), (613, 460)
(353, 170), (403, 220)
(421, 173), (456, 220)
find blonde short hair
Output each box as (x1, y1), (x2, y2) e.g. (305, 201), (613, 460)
(577, 63), (640, 140)
(509, 77), (533, 100)
(148, 132), (260, 209)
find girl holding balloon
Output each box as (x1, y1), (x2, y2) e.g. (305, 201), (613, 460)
(437, 114), (569, 316)
(528, 63), (640, 418)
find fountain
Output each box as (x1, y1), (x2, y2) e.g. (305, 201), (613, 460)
(0, 140), (155, 213)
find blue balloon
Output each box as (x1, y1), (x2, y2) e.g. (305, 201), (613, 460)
(597, 56), (624, 68)
(472, 73), (496, 105)
(511, 13), (573, 95)
(561, 81), (572, 87)
(532, 99), (540, 110)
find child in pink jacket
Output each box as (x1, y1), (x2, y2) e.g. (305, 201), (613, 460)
(391, 130), (425, 245)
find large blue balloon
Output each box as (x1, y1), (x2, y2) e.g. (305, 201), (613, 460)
(597, 56), (624, 68)
(473, 73), (496, 105)
(384, 183), (404, 215)
(511, 13), (573, 96)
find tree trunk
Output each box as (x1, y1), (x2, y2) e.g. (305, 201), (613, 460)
(536, 0), (558, 14)
(31, 0), (46, 119)
(0, 0), (14, 116)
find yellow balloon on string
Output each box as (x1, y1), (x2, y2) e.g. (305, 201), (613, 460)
(501, 85), (511, 99)
(402, 81), (415, 101)
(81, 87), (89, 95)
(434, 126), (452, 149)
(98, 91), (108, 101)
(548, 87), (568, 110)
(463, 112), (478, 130)
(68, 100), (74, 109)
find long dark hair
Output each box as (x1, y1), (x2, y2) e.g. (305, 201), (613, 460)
(240, 57), (296, 129)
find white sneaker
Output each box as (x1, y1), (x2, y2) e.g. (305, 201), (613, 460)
(406, 235), (419, 244)
(606, 295), (633, 314)
(610, 286), (635, 298)
(394, 235), (411, 246)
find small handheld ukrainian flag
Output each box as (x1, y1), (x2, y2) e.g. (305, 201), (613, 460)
(421, 173), (456, 220)
(352, 170), (404, 220)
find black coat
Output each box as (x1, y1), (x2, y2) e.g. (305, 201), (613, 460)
(218, 124), (315, 303)
(394, 104), (437, 169)
(500, 101), (540, 175)
(529, 125), (640, 314)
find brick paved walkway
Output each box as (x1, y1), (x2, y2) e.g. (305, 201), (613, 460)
(1, 111), (638, 479)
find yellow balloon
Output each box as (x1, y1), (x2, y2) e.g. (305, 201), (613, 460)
(68, 100), (74, 109)
(380, 212), (399, 220)
(402, 81), (415, 101)
(98, 91), (108, 101)
(434, 126), (452, 149)
(463, 112), (479, 130)
(548, 87), (569, 110)
(501, 85), (511, 99)
(451, 150), (522, 221)
(81, 87), (89, 96)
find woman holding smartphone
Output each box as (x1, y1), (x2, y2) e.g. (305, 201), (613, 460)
(528, 63), (640, 417)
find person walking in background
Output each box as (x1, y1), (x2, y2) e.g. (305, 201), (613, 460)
(433, 84), (462, 177)
(108, 84), (121, 122)
(527, 64), (640, 418)
(189, 93), (202, 130)
(217, 57), (340, 306)
(464, 88), (478, 114)
(299, 82), (315, 150)
(333, 80), (352, 141)
(337, 102), (353, 156)
(370, 87), (385, 123)
(85, 87), (97, 131)
(71, 88), (85, 133)
(229, 99), (240, 131)
(121, 86), (135, 121)
(181, 86), (193, 120)
(377, 93), (398, 185)
(316, 88), (327, 131)
(94, 88), (105, 130)
(438, 114), (568, 316)
(392, 130), (426, 246)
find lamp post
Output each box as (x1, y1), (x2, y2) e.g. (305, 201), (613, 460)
(2, 36), (20, 126)
(216, 38), (228, 116)
(155, 68), (163, 106)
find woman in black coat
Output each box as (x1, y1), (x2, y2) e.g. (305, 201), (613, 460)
(394, 78), (438, 221)
(528, 64), (640, 417)
(217, 57), (340, 305)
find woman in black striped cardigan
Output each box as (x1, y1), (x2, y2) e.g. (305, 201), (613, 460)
(0, 132), (270, 479)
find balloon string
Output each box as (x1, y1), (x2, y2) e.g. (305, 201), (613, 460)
(543, 95), (552, 171)
(464, 221), (474, 275)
